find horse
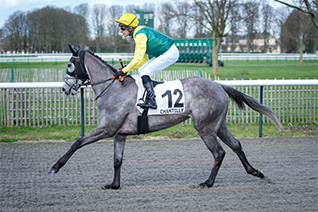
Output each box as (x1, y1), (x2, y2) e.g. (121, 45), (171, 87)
(49, 45), (283, 189)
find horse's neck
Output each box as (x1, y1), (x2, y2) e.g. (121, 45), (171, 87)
(85, 53), (114, 82)
(84, 52), (115, 94)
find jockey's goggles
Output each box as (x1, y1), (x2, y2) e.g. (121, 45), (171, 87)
(120, 25), (128, 31)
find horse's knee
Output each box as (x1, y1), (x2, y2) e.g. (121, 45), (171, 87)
(114, 157), (123, 169)
(215, 149), (226, 163)
(219, 149), (226, 160)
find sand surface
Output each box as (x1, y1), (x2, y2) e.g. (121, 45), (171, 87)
(1, 137), (317, 211)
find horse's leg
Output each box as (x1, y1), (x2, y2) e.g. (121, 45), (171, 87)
(197, 129), (226, 188)
(217, 121), (265, 178)
(102, 134), (126, 190)
(49, 126), (110, 174)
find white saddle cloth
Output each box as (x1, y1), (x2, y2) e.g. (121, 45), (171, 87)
(132, 75), (186, 115)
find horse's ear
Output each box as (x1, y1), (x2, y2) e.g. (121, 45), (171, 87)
(68, 44), (77, 56)
(77, 45), (82, 51)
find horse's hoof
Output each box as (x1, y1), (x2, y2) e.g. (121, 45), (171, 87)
(198, 182), (213, 189)
(248, 168), (265, 178)
(48, 168), (58, 174)
(255, 169), (265, 178)
(101, 184), (120, 190)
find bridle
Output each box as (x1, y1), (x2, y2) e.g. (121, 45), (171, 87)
(65, 49), (122, 100)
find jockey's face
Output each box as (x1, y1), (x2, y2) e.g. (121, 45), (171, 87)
(119, 25), (131, 37)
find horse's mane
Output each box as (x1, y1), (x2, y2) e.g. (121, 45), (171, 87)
(85, 50), (117, 73)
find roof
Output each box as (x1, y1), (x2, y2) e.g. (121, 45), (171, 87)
(134, 9), (153, 13)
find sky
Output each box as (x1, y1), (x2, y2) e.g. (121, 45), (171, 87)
(0, 0), (168, 29)
(0, 0), (284, 30)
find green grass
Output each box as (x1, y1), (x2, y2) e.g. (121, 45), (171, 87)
(1, 60), (317, 80)
(0, 123), (316, 142)
(166, 60), (318, 80)
(0, 61), (67, 69)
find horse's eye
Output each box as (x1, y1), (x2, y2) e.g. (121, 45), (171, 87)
(68, 63), (75, 73)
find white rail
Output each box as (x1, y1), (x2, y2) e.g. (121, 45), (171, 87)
(1, 53), (317, 63)
(0, 79), (317, 137)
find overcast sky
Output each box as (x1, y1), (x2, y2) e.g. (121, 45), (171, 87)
(0, 0), (284, 30)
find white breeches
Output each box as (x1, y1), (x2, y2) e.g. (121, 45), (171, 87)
(138, 44), (179, 77)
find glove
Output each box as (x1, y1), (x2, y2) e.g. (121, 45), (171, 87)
(114, 69), (126, 79)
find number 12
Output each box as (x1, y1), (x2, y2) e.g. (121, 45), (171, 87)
(162, 89), (184, 108)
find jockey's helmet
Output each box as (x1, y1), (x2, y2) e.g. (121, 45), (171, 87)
(115, 13), (139, 28)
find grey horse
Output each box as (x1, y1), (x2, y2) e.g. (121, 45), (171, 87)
(49, 45), (283, 189)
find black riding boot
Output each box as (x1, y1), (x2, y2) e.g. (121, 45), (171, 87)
(137, 75), (157, 109)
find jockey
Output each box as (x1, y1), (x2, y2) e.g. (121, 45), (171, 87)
(114, 13), (179, 109)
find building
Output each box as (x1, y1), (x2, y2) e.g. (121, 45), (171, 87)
(222, 34), (281, 53)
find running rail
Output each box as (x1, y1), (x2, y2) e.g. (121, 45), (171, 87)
(1, 79), (317, 138)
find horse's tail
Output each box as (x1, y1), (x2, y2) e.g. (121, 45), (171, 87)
(220, 83), (283, 130)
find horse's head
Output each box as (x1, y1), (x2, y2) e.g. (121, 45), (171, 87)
(62, 44), (89, 95)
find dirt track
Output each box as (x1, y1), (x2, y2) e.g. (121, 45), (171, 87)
(0, 137), (317, 212)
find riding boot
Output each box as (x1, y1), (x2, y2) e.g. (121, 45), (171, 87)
(137, 75), (157, 109)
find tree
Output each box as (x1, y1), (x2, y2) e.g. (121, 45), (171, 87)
(194, 0), (240, 75)
(157, 2), (176, 37)
(227, 5), (241, 52)
(241, 1), (261, 52)
(108, 5), (124, 52)
(26, 6), (89, 53)
(174, 1), (191, 38)
(1, 6), (89, 53)
(261, 1), (274, 53)
(281, 9), (317, 64)
(192, 5), (208, 38)
(2, 11), (28, 52)
(74, 3), (90, 18)
(92, 3), (107, 52)
(274, 0), (318, 29)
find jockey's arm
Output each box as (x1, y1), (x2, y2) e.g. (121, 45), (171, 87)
(122, 33), (149, 74)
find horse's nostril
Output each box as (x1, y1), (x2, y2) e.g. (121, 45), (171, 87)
(62, 88), (65, 92)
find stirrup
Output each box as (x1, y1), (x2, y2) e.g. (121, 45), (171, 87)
(138, 102), (157, 109)
(137, 96), (157, 109)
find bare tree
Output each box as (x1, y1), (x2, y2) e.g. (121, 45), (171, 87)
(125, 5), (140, 14)
(157, 2), (176, 37)
(227, 5), (241, 52)
(174, 1), (191, 38)
(261, 1), (273, 53)
(74, 3), (91, 46)
(3, 11), (28, 52)
(141, 3), (156, 12)
(192, 5), (207, 38)
(241, 1), (261, 53)
(194, 0), (240, 75)
(108, 5), (124, 53)
(274, 0), (318, 29)
(92, 3), (107, 52)
(74, 3), (90, 18)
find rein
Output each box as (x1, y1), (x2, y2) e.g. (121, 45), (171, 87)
(72, 50), (128, 100)
(92, 77), (116, 100)
(91, 74), (128, 100)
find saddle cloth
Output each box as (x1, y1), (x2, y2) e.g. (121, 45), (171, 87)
(132, 75), (186, 115)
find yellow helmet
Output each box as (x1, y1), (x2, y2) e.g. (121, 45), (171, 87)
(115, 13), (139, 28)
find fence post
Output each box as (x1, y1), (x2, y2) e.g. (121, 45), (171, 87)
(259, 85), (263, 138)
(80, 88), (85, 137)
(11, 68), (14, 82)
